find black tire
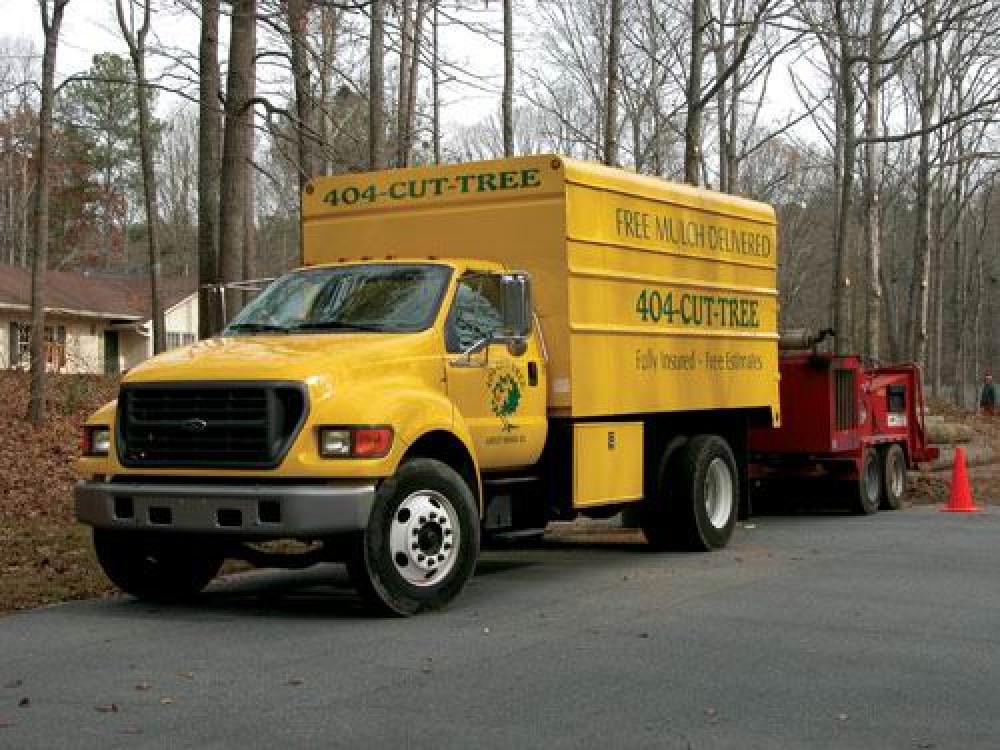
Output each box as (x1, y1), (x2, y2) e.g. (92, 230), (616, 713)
(93, 530), (223, 602)
(640, 436), (687, 550)
(347, 458), (480, 616)
(880, 444), (907, 510)
(642, 435), (738, 552)
(850, 448), (882, 515)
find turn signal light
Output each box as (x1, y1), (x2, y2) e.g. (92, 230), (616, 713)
(353, 428), (393, 458)
(319, 426), (393, 459)
(81, 426), (111, 457)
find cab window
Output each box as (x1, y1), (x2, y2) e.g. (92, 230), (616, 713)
(445, 274), (505, 353)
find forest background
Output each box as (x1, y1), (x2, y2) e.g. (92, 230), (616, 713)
(7, 0), (1000, 423)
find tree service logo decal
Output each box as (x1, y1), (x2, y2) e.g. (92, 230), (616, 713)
(487, 363), (526, 432)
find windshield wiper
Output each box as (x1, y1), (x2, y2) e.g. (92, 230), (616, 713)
(293, 321), (385, 332)
(226, 322), (290, 334)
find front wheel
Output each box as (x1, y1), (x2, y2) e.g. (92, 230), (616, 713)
(93, 530), (223, 602)
(347, 459), (480, 616)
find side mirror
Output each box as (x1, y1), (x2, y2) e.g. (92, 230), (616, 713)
(501, 272), (531, 339)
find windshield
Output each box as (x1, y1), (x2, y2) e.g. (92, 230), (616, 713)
(224, 264), (452, 335)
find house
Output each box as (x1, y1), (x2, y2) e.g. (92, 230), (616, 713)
(0, 263), (198, 375)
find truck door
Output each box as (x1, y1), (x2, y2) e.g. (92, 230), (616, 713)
(444, 272), (547, 470)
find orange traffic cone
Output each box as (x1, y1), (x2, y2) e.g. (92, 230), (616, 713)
(941, 446), (979, 512)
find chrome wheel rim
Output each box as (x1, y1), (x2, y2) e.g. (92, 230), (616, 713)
(704, 458), (734, 529)
(389, 490), (460, 587)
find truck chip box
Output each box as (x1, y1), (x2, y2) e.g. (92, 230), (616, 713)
(75, 155), (780, 614)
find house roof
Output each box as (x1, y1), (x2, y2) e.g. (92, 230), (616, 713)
(0, 263), (196, 321)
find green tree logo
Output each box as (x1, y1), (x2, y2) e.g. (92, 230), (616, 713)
(487, 365), (525, 432)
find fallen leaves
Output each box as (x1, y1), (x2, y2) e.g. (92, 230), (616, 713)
(0, 372), (120, 614)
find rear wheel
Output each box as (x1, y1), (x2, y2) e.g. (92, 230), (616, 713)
(880, 444), (907, 510)
(347, 459), (480, 616)
(849, 448), (882, 515)
(93, 530), (222, 602)
(642, 435), (738, 551)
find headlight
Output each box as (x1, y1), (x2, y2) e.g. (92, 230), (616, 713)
(319, 428), (352, 457)
(82, 426), (111, 457)
(319, 426), (393, 459)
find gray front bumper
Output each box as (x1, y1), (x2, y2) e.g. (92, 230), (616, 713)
(74, 480), (377, 536)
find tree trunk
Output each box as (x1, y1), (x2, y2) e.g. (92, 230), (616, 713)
(116, 0), (165, 354)
(396, 0), (413, 167)
(288, 0), (312, 189)
(218, 0), (255, 323)
(861, 0), (885, 360)
(683, 0), (705, 185)
(403, 0), (426, 164)
(715, 0), (729, 192)
(28, 0), (69, 425)
(502, 0), (514, 157)
(910, 0), (938, 367)
(832, 57), (855, 356)
(930, 179), (944, 396)
(603, 0), (622, 167)
(198, 0), (222, 338)
(432, 0), (441, 164)
(647, 0), (662, 175)
(828, 0), (857, 357)
(243, 12), (257, 282)
(369, 0), (385, 169)
(318, 7), (340, 174)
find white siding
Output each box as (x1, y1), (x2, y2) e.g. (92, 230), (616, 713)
(120, 329), (150, 371)
(0, 314), (12, 368)
(63, 319), (102, 373)
(165, 294), (199, 349)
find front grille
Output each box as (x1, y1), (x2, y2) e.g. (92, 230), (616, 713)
(118, 383), (307, 469)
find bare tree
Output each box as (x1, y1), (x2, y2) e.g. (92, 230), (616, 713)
(218, 0), (256, 320)
(198, 0), (222, 338)
(370, 0), (385, 168)
(860, 0), (885, 359)
(604, 0), (622, 166)
(432, 0), (441, 163)
(502, 0), (514, 157)
(28, 0), (69, 425)
(116, 0), (166, 354)
(287, 0), (314, 188)
(684, 0), (706, 183)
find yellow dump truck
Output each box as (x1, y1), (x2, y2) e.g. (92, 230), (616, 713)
(75, 155), (779, 614)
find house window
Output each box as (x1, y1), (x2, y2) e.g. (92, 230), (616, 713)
(7, 323), (66, 370)
(9, 322), (29, 368)
(166, 331), (196, 350)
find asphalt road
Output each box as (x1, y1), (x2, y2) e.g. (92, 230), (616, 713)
(2, 507), (1000, 749)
